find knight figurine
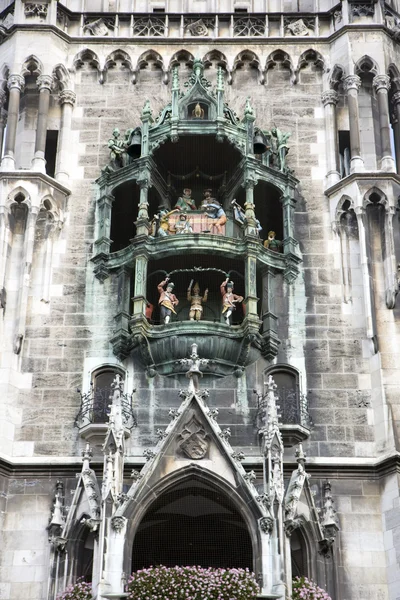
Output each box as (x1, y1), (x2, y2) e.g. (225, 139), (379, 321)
(220, 278), (243, 326)
(157, 278), (179, 324)
(187, 280), (208, 321)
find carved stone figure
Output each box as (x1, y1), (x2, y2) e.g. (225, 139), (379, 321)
(157, 278), (179, 324)
(174, 213), (193, 234)
(264, 231), (282, 252)
(220, 278), (243, 326)
(271, 127), (291, 172)
(174, 188), (197, 211)
(108, 128), (127, 170)
(202, 190), (227, 234)
(187, 280), (208, 321)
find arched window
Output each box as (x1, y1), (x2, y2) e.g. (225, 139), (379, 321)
(291, 528), (309, 578)
(91, 366), (125, 423)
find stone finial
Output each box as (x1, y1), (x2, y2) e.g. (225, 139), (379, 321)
(216, 65), (224, 92)
(172, 65), (179, 91)
(295, 443), (306, 468)
(82, 443), (93, 469)
(141, 99), (153, 120)
(244, 96), (254, 117)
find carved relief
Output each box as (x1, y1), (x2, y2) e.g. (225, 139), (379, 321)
(24, 3), (48, 18)
(185, 18), (214, 37)
(285, 18), (314, 36)
(178, 416), (209, 459)
(83, 18), (114, 36)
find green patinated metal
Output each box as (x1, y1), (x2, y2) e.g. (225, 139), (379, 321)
(93, 60), (302, 375)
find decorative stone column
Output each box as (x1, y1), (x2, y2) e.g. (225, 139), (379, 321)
(135, 178), (151, 237)
(244, 180), (259, 236)
(392, 91), (400, 174)
(32, 75), (54, 172)
(343, 75), (364, 173)
(55, 89), (76, 182)
(321, 90), (340, 186)
(0, 89), (7, 157)
(1, 74), (24, 170)
(372, 75), (396, 171)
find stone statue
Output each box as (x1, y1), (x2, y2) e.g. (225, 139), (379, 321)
(192, 102), (205, 119)
(267, 127), (291, 172)
(202, 190), (227, 234)
(174, 213), (193, 234)
(187, 280), (208, 321)
(157, 278), (179, 324)
(107, 128), (127, 170)
(220, 278), (243, 326)
(264, 231), (282, 252)
(174, 188), (197, 211)
(151, 208), (179, 237)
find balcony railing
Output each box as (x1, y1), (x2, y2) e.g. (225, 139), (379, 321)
(75, 385), (137, 431)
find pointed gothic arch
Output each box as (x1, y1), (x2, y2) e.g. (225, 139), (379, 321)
(20, 54), (43, 78)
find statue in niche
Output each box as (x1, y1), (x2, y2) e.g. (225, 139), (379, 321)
(157, 278), (179, 324)
(202, 190), (227, 234)
(174, 213), (193, 234)
(107, 128), (127, 170)
(220, 278), (243, 326)
(187, 280), (208, 321)
(151, 208), (178, 237)
(192, 102), (205, 119)
(264, 231), (282, 252)
(266, 127), (291, 172)
(174, 188), (197, 211)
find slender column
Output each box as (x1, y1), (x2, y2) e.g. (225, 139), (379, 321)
(32, 75), (54, 173)
(0, 89), (7, 157)
(135, 179), (150, 237)
(372, 75), (396, 172)
(55, 90), (76, 182)
(244, 180), (258, 236)
(321, 90), (340, 186)
(343, 75), (364, 173)
(1, 74), (24, 170)
(392, 91), (400, 174)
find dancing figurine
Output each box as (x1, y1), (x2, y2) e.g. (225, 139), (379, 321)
(202, 190), (227, 235)
(157, 278), (179, 324)
(220, 278), (243, 326)
(187, 280), (208, 321)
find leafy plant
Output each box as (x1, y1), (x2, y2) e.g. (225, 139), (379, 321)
(292, 576), (332, 600)
(126, 565), (259, 600)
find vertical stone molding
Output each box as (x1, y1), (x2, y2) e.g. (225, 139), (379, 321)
(391, 91), (400, 174)
(343, 75), (364, 173)
(1, 74), (24, 171)
(321, 90), (340, 186)
(373, 75), (395, 172)
(55, 89), (76, 182)
(0, 89), (7, 157)
(32, 75), (54, 173)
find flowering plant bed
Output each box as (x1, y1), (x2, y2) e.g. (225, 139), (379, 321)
(126, 565), (259, 600)
(292, 576), (332, 600)
(57, 579), (93, 600)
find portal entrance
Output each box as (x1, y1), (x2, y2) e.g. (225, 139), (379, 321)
(131, 480), (253, 571)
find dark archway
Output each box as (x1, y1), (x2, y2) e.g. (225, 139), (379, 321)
(131, 479), (253, 571)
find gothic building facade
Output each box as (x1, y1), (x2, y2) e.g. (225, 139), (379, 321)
(1, 0), (400, 599)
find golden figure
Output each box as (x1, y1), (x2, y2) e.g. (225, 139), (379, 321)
(187, 280), (208, 321)
(192, 102), (205, 119)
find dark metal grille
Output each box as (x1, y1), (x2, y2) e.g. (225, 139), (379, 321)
(75, 385), (136, 430)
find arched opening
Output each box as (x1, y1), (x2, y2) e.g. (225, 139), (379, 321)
(91, 366), (125, 423)
(291, 528), (309, 578)
(131, 479), (253, 572)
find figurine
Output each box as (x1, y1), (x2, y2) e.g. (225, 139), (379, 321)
(107, 128), (127, 170)
(152, 208), (179, 237)
(264, 231), (282, 252)
(231, 199), (262, 236)
(192, 102), (205, 119)
(157, 278), (179, 324)
(175, 213), (193, 234)
(174, 188), (197, 211)
(202, 190), (227, 235)
(220, 278), (243, 326)
(268, 127), (291, 172)
(187, 280), (208, 321)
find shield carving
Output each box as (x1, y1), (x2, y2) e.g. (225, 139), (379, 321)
(178, 416), (209, 460)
